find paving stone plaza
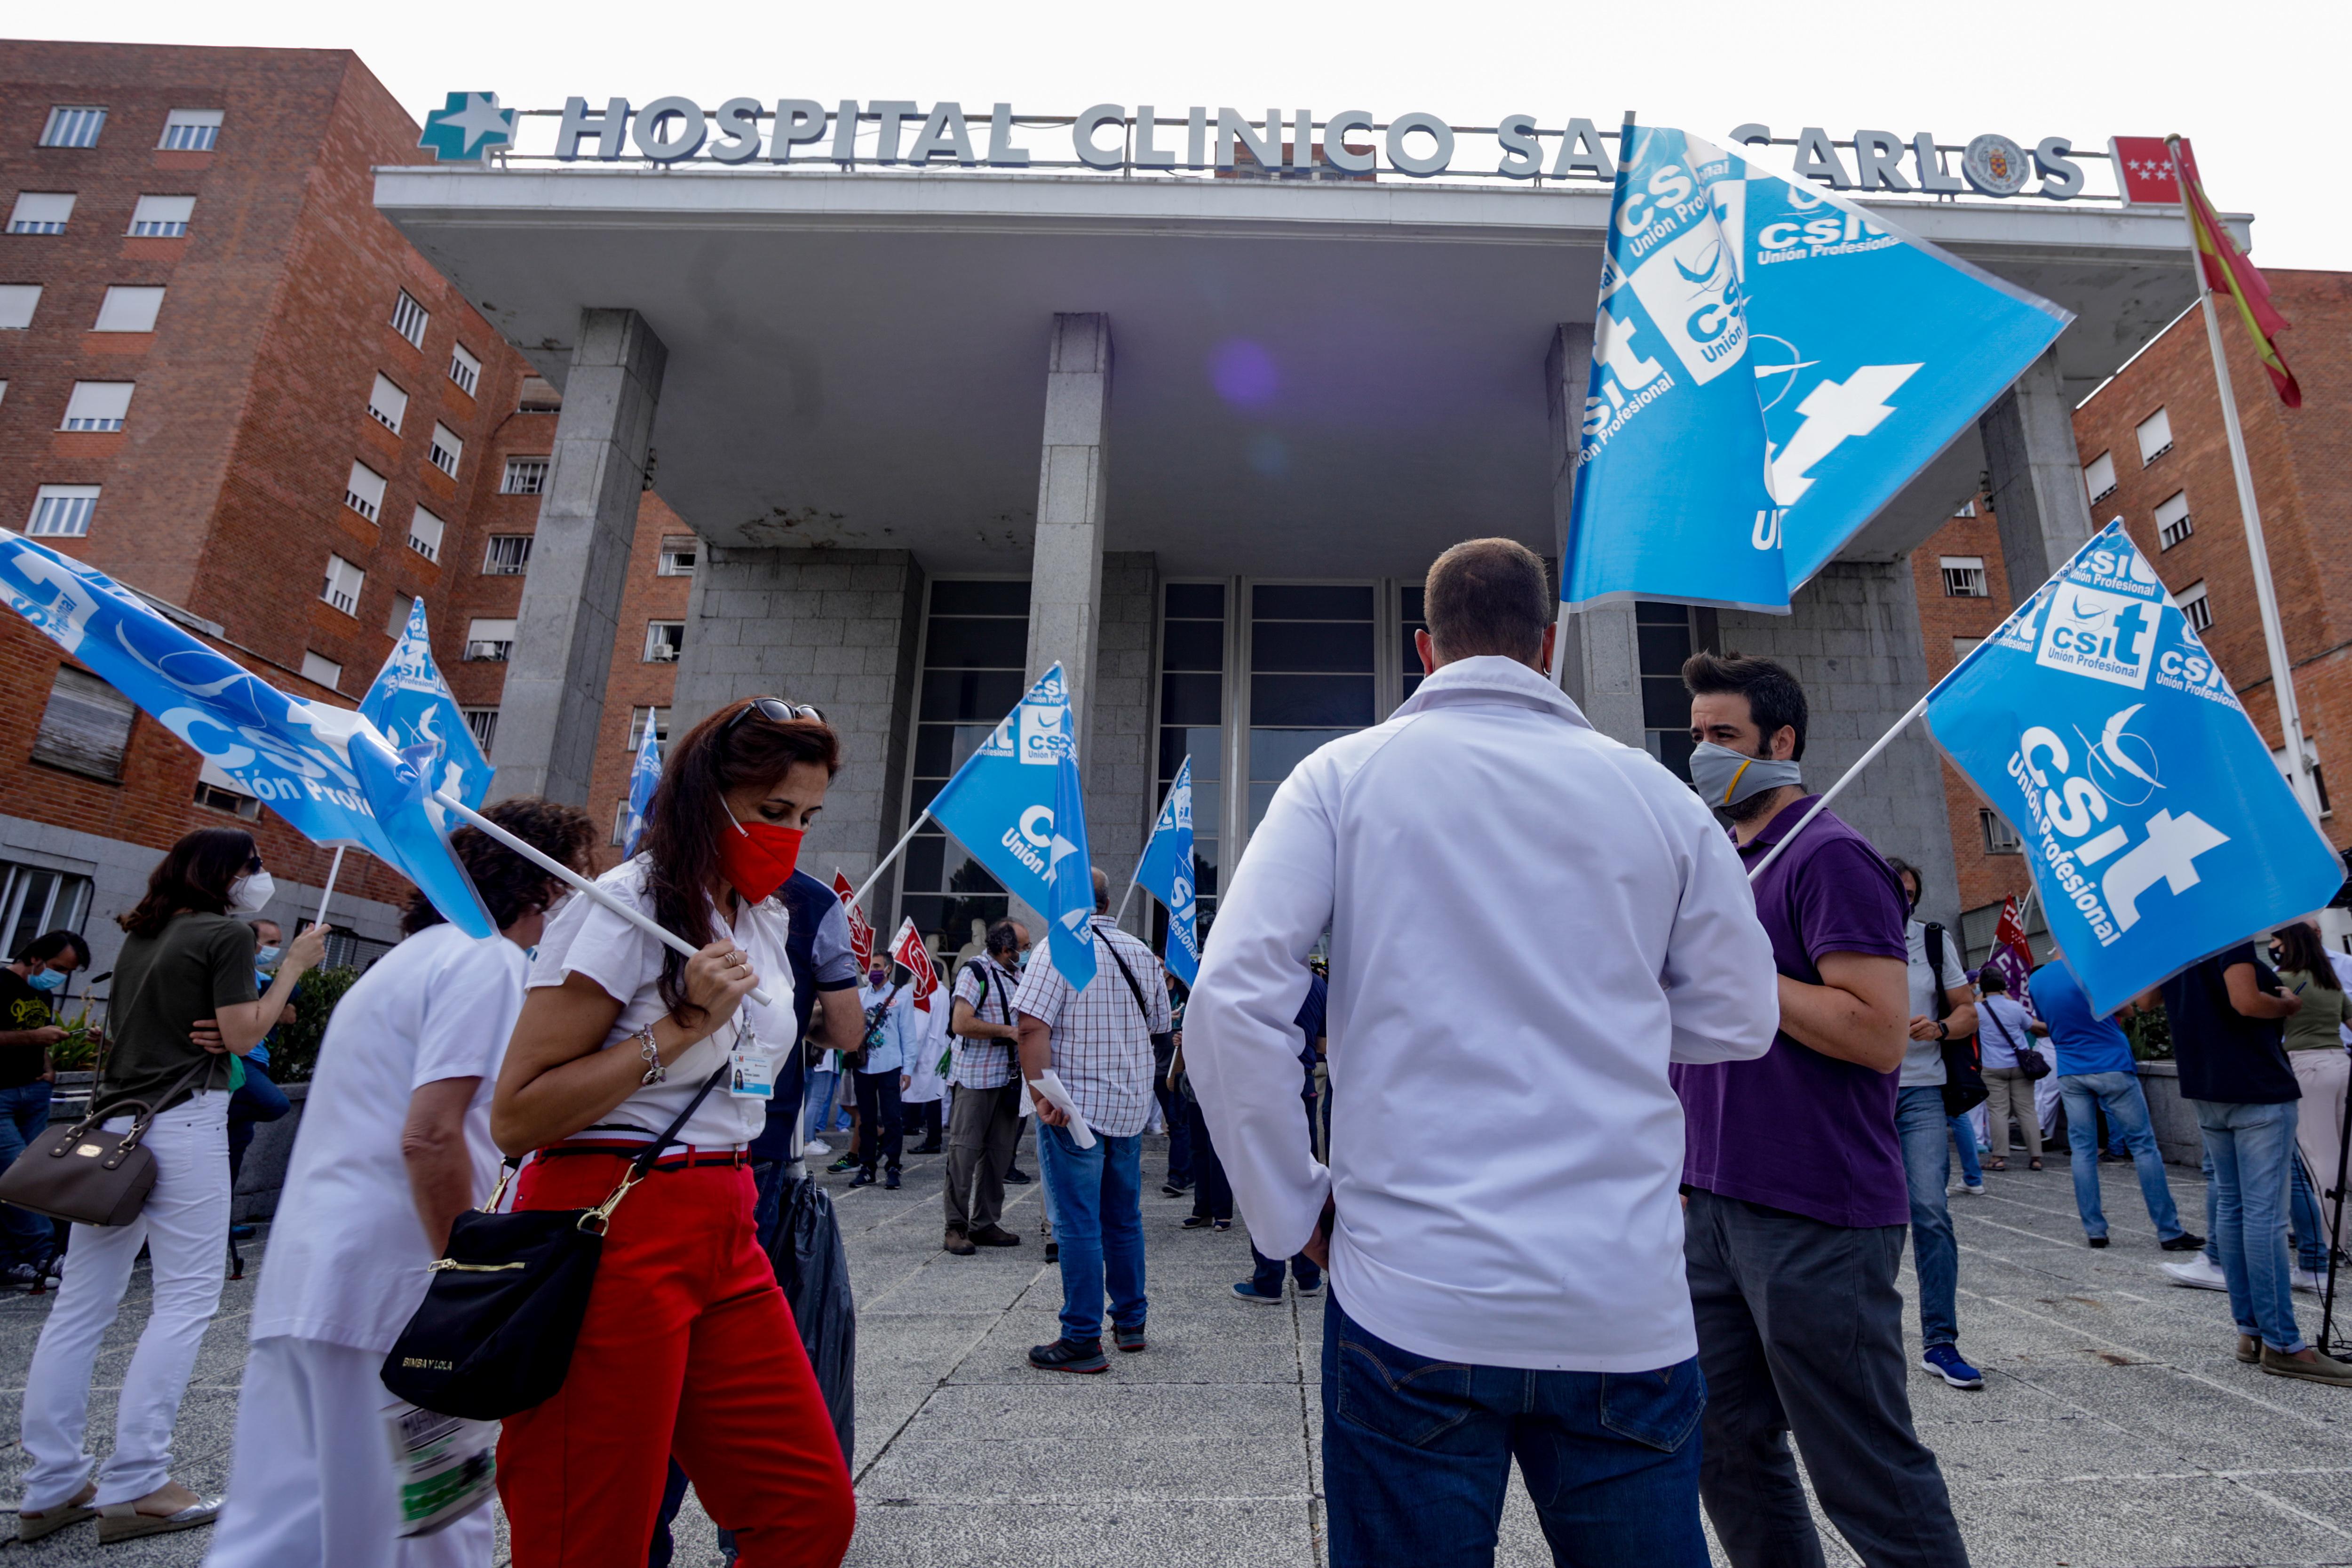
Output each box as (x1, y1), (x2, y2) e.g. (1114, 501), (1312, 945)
(4, 1135), (2350, 1567)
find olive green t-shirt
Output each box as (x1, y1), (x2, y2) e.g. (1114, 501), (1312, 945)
(102, 912), (258, 1116)
(2280, 969), (2352, 1053)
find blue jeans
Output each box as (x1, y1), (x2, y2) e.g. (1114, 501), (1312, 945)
(2194, 1098), (2305, 1353)
(2057, 1072), (2184, 1242)
(1947, 1114), (1983, 1186)
(1321, 1293), (1706, 1568)
(1894, 1085), (1959, 1350)
(1036, 1124), (1146, 1343)
(0, 1081), (54, 1266)
(2290, 1159), (2327, 1273)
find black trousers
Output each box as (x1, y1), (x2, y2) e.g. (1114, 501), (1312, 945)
(854, 1070), (904, 1173)
(1684, 1189), (1970, 1568)
(905, 1098), (943, 1148)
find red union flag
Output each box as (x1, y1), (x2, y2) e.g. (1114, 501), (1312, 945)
(2110, 136), (2190, 203)
(888, 917), (940, 1011)
(833, 872), (875, 973)
(1994, 895), (2033, 965)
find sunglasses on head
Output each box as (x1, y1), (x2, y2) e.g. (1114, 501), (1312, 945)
(243, 854), (263, 873)
(723, 697), (824, 733)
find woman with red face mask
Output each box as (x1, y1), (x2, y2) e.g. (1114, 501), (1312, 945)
(490, 698), (855, 1568)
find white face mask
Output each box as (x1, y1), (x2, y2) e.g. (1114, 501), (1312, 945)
(229, 870), (275, 915)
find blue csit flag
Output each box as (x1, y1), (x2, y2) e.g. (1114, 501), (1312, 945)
(621, 716), (662, 858)
(0, 532), (495, 937)
(360, 597), (492, 811)
(1563, 123), (2072, 613)
(1134, 756), (1200, 987)
(926, 663), (1097, 992)
(1925, 519), (2341, 1014)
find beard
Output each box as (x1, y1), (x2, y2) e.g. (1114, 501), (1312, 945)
(1723, 760), (1787, 825)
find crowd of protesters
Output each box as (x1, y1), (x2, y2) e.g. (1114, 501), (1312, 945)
(0, 541), (2343, 1568)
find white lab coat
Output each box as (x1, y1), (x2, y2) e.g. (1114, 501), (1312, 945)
(1186, 655), (1780, 1373)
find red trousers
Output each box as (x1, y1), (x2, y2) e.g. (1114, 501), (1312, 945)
(497, 1156), (856, 1568)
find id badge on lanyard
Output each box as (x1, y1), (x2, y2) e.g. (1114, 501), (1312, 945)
(728, 1020), (777, 1100)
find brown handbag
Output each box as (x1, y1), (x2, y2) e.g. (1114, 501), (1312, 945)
(0, 959), (219, 1226)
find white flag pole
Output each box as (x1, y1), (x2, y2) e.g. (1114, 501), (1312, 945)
(1746, 698), (1929, 882)
(433, 790), (774, 1007)
(851, 810), (930, 911)
(2166, 137), (2323, 829)
(310, 845), (347, 931)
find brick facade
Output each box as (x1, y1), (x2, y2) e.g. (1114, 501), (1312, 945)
(1920, 269), (2352, 937)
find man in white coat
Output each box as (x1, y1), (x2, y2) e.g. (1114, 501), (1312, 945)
(1186, 538), (1780, 1568)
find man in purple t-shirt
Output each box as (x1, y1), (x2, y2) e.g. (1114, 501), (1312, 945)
(1674, 653), (1969, 1568)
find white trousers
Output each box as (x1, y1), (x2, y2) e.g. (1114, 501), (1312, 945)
(204, 1337), (492, 1568)
(20, 1091), (230, 1510)
(2293, 1049), (2351, 1240)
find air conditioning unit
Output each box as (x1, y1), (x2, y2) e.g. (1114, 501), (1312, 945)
(464, 640), (512, 662)
(645, 643), (679, 663)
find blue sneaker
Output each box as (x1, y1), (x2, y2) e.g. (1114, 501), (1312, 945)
(1920, 1345), (1984, 1389)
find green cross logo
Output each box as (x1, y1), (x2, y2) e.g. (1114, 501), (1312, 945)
(420, 92), (516, 162)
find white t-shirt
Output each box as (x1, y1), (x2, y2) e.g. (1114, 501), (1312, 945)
(1900, 918), (1972, 1088)
(251, 922), (527, 1354)
(526, 858), (796, 1152)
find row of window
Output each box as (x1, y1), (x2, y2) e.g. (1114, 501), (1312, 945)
(451, 618), (685, 665)
(0, 283), (164, 332)
(35, 106), (221, 152)
(8, 191), (195, 237)
(2082, 406), (2174, 507)
(0, 380), (135, 432)
(1941, 549), (2210, 630)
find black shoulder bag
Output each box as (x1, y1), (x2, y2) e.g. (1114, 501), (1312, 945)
(1927, 922), (1988, 1116)
(382, 1062), (730, 1421)
(1984, 1000), (2051, 1081)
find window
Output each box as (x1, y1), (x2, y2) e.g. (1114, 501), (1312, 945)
(464, 619), (515, 661)
(2274, 743), (2333, 819)
(2177, 579), (2211, 634)
(127, 195), (194, 237)
(447, 343), (480, 397)
(428, 423), (462, 478)
(1953, 636), (1984, 661)
(0, 862), (92, 963)
(643, 621), (684, 662)
(321, 555), (364, 616)
(39, 108), (106, 149)
(343, 461), (386, 522)
(300, 650), (343, 690)
(93, 286), (164, 332)
(2137, 407), (2174, 465)
(32, 667), (133, 780)
(2082, 451), (2117, 506)
(611, 800), (633, 846)
(366, 373), (407, 433)
(903, 578), (1032, 939)
(1939, 556), (1989, 597)
(61, 382), (133, 432)
(194, 758), (260, 820)
(1633, 601), (1705, 779)
(461, 707), (499, 752)
(482, 534), (532, 576)
(2156, 490), (2193, 549)
(501, 457), (548, 494)
(390, 290), (429, 349)
(1155, 581), (1226, 939)
(0, 285), (38, 329)
(1980, 810), (2022, 854)
(1953, 500), (1977, 518)
(657, 535), (698, 576)
(382, 592), (416, 639)
(7, 193), (75, 234)
(1249, 583), (1376, 830)
(407, 505), (444, 563)
(159, 109), (223, 152)
(518, 376), (562, 412)
(26, 485), (98, 537)
(628, 706), (671, 749)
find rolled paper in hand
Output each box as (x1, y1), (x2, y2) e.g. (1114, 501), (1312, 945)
(1029, 1070), (1095, 1149)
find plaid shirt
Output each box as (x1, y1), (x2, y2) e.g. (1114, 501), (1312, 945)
(948, 954), (1022, 1090)
(1011, 917), (1171, 1138)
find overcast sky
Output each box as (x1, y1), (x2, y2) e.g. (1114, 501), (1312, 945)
(26, 0), (2344, 268)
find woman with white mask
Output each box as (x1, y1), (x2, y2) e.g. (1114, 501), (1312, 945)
(16, 827), (327, 1545)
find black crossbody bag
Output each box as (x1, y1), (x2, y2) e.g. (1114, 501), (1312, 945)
(1927, 922), (1988, 1116)
(381, 1062), (730, 1420)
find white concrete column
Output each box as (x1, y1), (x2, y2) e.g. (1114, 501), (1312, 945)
(1979, 346), (2094, 604)
(489, 308), (666, 804)
(1025, 313), (1112, 761)
(1546, 323), (1643, 745)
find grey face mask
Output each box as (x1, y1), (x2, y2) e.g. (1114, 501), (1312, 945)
(1687, 740), (1802, 811)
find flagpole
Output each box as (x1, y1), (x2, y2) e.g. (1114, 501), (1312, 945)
(433, 790), (773, 1007)
(2166, 136), (2322, 829)
(851, 810), (930, 911)
(1746, 698), (1928, 882)
(310, 845), (347, 931)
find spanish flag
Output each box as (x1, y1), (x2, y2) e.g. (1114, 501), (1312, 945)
(2170, 135), (2302, 408)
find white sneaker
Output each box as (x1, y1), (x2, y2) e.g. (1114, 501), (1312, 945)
(804, 1139), (831, 1157)
(2294, 1268), (2327, 1295)
(1948, 1181), (1985, 1196)
(2161, 1255), (2229, 1291)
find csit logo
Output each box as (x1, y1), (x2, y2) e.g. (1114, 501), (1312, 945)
(2036, 585), (2160, 690)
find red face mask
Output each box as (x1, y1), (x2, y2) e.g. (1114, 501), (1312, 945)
(718, 801), (803, 905)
